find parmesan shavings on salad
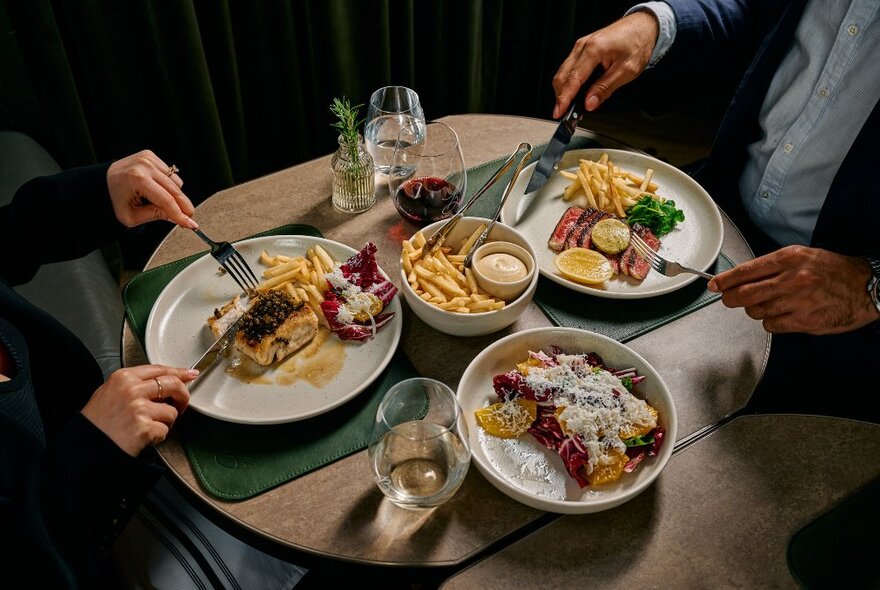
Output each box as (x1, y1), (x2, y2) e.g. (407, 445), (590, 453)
(320, 243), (397, 341)
(487, 347), (665, 487)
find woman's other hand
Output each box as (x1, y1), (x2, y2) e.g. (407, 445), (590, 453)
(107, 150), (199, 229)
(81, 365), (199, 457)
(552, 10), (659, 118)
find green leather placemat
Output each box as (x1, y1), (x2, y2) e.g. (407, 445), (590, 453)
(180, 351), (418, 500)
(535, 253), (734, 343)
(787, 477), (880, 588)
(121, 223), (418, 500)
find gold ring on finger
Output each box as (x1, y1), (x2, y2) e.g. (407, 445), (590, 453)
(153, 376), (165, 402)
(166, 164), (179, 177)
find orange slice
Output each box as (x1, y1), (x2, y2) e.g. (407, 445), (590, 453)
(590, 218), (631, 255)
(588, 450), (629, 486)
(554, 248), (614, 284)
(474, 398), (538, 438)
(618, 404), (659, 440)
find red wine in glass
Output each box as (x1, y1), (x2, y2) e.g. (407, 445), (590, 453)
(393, 176), (462, 224)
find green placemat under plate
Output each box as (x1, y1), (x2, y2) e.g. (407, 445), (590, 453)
(534, 253), (734, 342)
(122, 223), (418, 500)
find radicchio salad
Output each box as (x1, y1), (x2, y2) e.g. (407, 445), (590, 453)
(474, 347), (665, 488)
(321, 242), (398, 342)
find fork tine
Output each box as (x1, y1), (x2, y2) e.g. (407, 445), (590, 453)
(224, 253), (259, 292)
(221, 260), (250, 293)
(628, 233), (664, 273)
(229, 249), (260, 289)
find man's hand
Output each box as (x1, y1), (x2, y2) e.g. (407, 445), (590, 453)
(708, 246), (880, 335)
(552, 10), (659, 118)
(107, 150), (198, 229)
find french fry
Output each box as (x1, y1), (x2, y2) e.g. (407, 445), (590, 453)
(457, 224), (487, 256)
(313, 245), (336, 272)
(558, 155), (665, 218)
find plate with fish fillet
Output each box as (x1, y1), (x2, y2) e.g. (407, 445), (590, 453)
(500, 149), (724, 299)
(144, 235), (402, 424)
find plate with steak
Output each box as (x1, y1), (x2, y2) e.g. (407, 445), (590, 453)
(501, 149), (723, 298)
(145, 235), (402, 424)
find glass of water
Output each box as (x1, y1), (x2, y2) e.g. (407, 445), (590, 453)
(368, 378), (470, 510)
(364, 86), (426, 174)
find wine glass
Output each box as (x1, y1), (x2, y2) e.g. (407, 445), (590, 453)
(367, 378), (471, 510)
(364, 86), (426, 175)
(388, 121), (466, 225)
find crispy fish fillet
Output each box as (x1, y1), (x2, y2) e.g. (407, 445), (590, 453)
(207, 290), (318, 366)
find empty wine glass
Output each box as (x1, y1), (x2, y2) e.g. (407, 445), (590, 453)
(388, 121), (466, 225)
(367, 378), (470, 510)
(364, 86), (426, 175)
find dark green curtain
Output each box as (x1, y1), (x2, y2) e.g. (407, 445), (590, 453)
(0, 0), (629, 262)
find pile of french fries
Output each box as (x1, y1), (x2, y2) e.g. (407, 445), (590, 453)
(559, 152), (660, 218)
(255, 245), (339, 327)
(401, 224), (506, 314)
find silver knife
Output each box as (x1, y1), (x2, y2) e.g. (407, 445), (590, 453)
(515, 82), (593, 223)
(188, 315), (242, 383)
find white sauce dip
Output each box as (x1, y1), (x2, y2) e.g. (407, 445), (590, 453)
(476, 252), (528, 283)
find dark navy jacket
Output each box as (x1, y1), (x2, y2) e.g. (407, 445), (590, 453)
(661, 0), (880, 389)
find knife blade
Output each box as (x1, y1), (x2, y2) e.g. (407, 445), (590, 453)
(188, 314), (242, 383)
(515, 79), (595, 224)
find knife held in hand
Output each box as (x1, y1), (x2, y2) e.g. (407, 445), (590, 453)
(188, 315), (241, 385)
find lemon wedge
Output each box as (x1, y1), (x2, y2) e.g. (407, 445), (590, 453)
(554, 248), (614, 284)
(474, 398), (537, 438)
(590, 218), (631, 255)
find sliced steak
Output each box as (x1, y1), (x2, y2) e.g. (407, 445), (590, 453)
(619, 223), (658, 280)
(548, 206), (584, 252)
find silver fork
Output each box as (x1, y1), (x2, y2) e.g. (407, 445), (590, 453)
(192, 228), (260, 293)
(629, 231), (714, 280)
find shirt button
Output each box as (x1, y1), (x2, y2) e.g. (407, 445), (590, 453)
(848, 24), (859, 36)
(762, 191), (770, 199)
(819, 87), (828, 97)
(783, 143), (794, 153)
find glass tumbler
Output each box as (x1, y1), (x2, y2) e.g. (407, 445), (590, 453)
(364, 86), (426, 174)
(368, 378), (471, 510)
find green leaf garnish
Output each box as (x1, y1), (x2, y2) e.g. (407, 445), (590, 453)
(625, 195), (685, 236)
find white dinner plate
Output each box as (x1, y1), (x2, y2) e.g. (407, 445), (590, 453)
(457, 327), (677, 514)
(500, 148), (723, 299)
(144, 235), (402, 424)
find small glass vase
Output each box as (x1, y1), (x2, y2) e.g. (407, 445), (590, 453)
(331, 134), (376, 213)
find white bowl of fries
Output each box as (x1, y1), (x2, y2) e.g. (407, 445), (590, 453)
(400, 217), (539, 336)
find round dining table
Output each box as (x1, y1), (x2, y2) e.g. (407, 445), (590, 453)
(122, 113), (772, 585)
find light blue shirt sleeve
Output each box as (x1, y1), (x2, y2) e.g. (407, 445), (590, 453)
(626, 2), (677, 67)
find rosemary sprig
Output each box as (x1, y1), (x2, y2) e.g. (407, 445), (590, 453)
(330, 97), (365, 167)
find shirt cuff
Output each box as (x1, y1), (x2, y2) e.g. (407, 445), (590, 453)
(626, 2), (677, 67)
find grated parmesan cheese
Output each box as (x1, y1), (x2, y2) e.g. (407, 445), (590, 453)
(523, 353), (656, 474)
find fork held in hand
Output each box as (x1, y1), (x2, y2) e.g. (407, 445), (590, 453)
(629, 232), (714, 280)
(192, 228), (260, 293)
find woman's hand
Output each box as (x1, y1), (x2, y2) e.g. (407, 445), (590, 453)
(552, 11), (659, 118)
(81, 365), (199, 457)
(708, 246), (880, 335)
(107, 150), (198, 229)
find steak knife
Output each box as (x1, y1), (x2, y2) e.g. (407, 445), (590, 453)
(515, 76), (597, 223)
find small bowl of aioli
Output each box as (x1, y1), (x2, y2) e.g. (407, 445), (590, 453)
(471, 241), (535, 302)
